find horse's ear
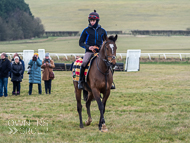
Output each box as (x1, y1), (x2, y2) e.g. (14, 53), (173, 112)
(114, 34), (118, 42)
(103, 34), (108, 41)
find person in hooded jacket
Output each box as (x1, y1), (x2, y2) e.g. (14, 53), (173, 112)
(28, 53), (42, 95)
(78, 10), (115, 90)
(10, 53), (25, 91)
(78, 10), (107, 89)
(11, 56), (23, 95)
(11, 53), (25, 79)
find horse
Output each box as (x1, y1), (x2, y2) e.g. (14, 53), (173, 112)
(73, 34), (118, 132)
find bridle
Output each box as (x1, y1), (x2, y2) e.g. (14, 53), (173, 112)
(99, 40), (116, 68)
(96, 40), (116, 94)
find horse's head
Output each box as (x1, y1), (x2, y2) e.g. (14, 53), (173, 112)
(100, 34), (118, 68)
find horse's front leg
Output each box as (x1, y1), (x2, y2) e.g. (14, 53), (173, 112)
(74, 81), (83, 128)
(92, 88), (107, 132)
(97, 89), (110, 132)
(85, 92), (93, 126)
(102, 89), (110, 115)
(100, 89), (110, 131)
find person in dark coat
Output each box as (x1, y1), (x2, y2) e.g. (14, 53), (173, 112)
(0, 52), (11, 97)
(11, 53), (25, 79)
(11, 56), (23, 95)
(28, 53), (42, 95)
(10, 53), (25, 92)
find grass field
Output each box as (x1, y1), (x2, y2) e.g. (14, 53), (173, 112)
(24, 0), (190, 31)
(0, 36), (190, 53)
(0, 64), (190, 142)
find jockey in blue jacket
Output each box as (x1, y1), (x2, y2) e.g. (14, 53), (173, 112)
(78, 10), (115, 90)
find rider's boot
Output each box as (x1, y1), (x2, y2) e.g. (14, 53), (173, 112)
(78, 66), (85, 89)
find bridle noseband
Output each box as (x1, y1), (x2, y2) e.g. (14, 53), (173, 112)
(96, 40), (116, 76)
(101, 41), (116, 68)
(96, 40), (116, 94)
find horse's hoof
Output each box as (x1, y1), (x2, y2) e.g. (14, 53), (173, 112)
(85, 117), (92, 126)
(101, 124), (108, 132)
(80, 124), (84, 128)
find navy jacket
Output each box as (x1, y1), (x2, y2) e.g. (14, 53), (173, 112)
(11, 61), (23, 82)
(0, 58), (11, 78)
(79, 24), (107, 53)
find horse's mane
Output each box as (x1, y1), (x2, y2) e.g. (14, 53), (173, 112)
(108, 35), (115, 42)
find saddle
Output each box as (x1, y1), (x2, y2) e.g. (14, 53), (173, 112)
(72, 53), (98, 82)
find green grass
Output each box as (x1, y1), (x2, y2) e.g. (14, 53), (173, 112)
(24, 0), (190, 31)
(0, 36), (190, 53)
(0, 64), (190, 142)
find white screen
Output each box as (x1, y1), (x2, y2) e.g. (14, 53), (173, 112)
(125, 50), (141, 72)
(23, 50), (34, 71)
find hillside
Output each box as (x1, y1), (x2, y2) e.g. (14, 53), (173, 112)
(25, 0), (190, 31)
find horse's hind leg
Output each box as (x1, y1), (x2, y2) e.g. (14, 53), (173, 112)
(85, 92), (93, 126)
(74, 81), (83, 128)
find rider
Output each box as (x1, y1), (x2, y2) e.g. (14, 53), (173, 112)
(78, 10), (115, 90)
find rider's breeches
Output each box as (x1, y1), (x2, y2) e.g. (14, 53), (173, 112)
(82, 52), (93, 67)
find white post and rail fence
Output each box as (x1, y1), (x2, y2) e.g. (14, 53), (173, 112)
(1, 51), (190, 71)
(2, 52), (190, 60)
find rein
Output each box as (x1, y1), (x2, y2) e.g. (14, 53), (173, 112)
(104, 41), (116, 66)
(96, 40), (115, 96)
(96, 57), (109, 97)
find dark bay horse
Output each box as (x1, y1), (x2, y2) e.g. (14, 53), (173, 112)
(73, 35), (118, 132)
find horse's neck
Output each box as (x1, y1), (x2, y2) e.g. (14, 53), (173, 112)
(99, 46), (106, 59)
(97, 48), (108, 72)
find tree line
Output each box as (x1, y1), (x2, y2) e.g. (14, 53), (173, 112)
(0, 0), (44, 41)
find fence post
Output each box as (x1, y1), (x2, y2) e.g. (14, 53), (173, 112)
(64, 54), (68, 60)
(163, 54), (166, 59)
(148, 54), (151, 60)
(179, 54), (182, 61)
(55, 54), (59, 60)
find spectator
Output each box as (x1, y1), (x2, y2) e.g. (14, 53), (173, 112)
(0, 52), (11, 97)
(28, 53), (42, 95)
(41, 53), (55, 94)
(10, 53), (25, 91)
(11, 56), (23, 95)
(11, 53), (25, 79)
